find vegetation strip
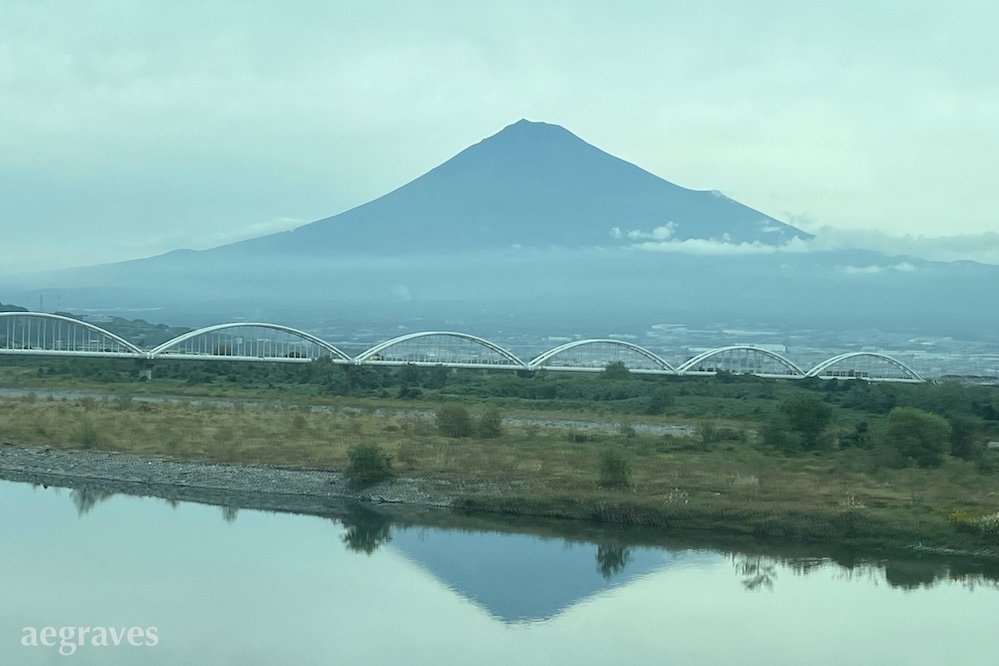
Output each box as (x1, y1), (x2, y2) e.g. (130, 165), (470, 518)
(1, 355), (998, 554)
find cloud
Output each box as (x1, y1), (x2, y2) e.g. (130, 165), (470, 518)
(805, 226), (999, 265)
(626, 221), (999, 266)
(625, 223), (677, 241)
(632, 236), (813, 256)
(839, 262), (918, 275)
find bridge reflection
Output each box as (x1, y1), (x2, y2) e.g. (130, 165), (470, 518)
(0, 312), (924, 383)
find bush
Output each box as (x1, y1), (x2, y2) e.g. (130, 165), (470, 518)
(345, 444), (395, 488)
(644, 390), (673, 415)
(397, 386), (423, 399)
(602, 361), (630, 380)
(476, 407), (503, 439)
(436, 404), (473, 438)
(948, 413), (983, 460)
(617, 423), (637, 439)
(598, 449), (631, 488)
(778, 394), (833, 449)
(760, 416), (797, 453)
(840, 421), (871, 449)
(698, 422), (746, 445)
(73, 423), (101, 450)
(882, 407), (951, 468)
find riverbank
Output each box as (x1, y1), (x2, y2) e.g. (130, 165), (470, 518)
(0, 443), (450, 516)
(1, 393), (998, 556)
(2, 440), (998, 560)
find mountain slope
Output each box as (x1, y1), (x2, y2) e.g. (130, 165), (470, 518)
(222, 119), (809, 256)
(10, 120), (999, 345)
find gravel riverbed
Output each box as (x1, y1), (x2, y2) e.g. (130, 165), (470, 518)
(0, 443), (453, 517)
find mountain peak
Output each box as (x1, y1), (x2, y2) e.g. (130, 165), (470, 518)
(507, 118), (559, 130)
(224, 120), (810, 256)
(464, 118), (588, 157)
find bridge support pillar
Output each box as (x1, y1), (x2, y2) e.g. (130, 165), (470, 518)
(136, 359), (154, 381)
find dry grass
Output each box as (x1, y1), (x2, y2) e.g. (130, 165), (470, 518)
(2, 394), (998, 548)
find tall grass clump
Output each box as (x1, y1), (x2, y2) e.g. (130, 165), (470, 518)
(73, 423), (101, 450)
(598, 448), (631, 489)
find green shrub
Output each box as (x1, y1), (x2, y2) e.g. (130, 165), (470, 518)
(617, 423), (637, 439)
(644, 390), (673, 415)
(476, 407), (503, 439)
(73, 423), (101, 450)
(345, 444), (395, 488)
(948, 413), (983, 460)
(598, 448), (631, 488)
(397, 386), (423, 399)
(436, 404), (473, 438)
(882, 407), (951, 468)
(760, 417), (797, 453)
(602, 361), (630, 380)
(778, 394), (833, 449)
(699, 422), (746, 445)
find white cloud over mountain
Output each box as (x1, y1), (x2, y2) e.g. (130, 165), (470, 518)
(624, 224), (999, 265)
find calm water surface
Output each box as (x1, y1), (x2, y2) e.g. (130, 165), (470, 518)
(2, 480), (998, 665)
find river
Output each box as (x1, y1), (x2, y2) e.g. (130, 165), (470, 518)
(2, 479), (998, 665)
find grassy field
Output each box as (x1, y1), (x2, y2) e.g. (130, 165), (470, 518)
(2, 389), (998, 553)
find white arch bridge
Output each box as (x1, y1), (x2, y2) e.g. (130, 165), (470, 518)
(0, 312), (924, 383)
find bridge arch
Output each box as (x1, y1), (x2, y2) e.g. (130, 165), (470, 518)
(677, 346), (805, 378)
(529, 339), (676, 373)
(149, 323), (352, 362)
(357, 332), (527, 369)
(0, 312), (143, 357)
(806, 352), (924, 382)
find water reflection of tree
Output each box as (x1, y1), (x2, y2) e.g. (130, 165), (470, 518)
(733, 555), (778, 591)
(70, 488), (116, 517)
(220, 505), (239, 524)
(730, 551), (999, 593)
(596, 544), (631, 580)
(882, 560), (951, 590)
(341, 506), (393, 555)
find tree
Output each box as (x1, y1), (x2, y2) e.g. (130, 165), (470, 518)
(947, 413), (983, 461)
(778, 394), (833, 449)
(602, 361), (630, 380)
(345, 444), (395, 488)
(436, 404), (473, 438)
(882, 407), (951, 468)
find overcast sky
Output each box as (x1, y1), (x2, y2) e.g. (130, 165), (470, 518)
(2, 0), (997, 273)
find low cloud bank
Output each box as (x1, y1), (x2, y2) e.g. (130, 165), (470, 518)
(806, 227), (999, 265)
(622, 223), (999, 265)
